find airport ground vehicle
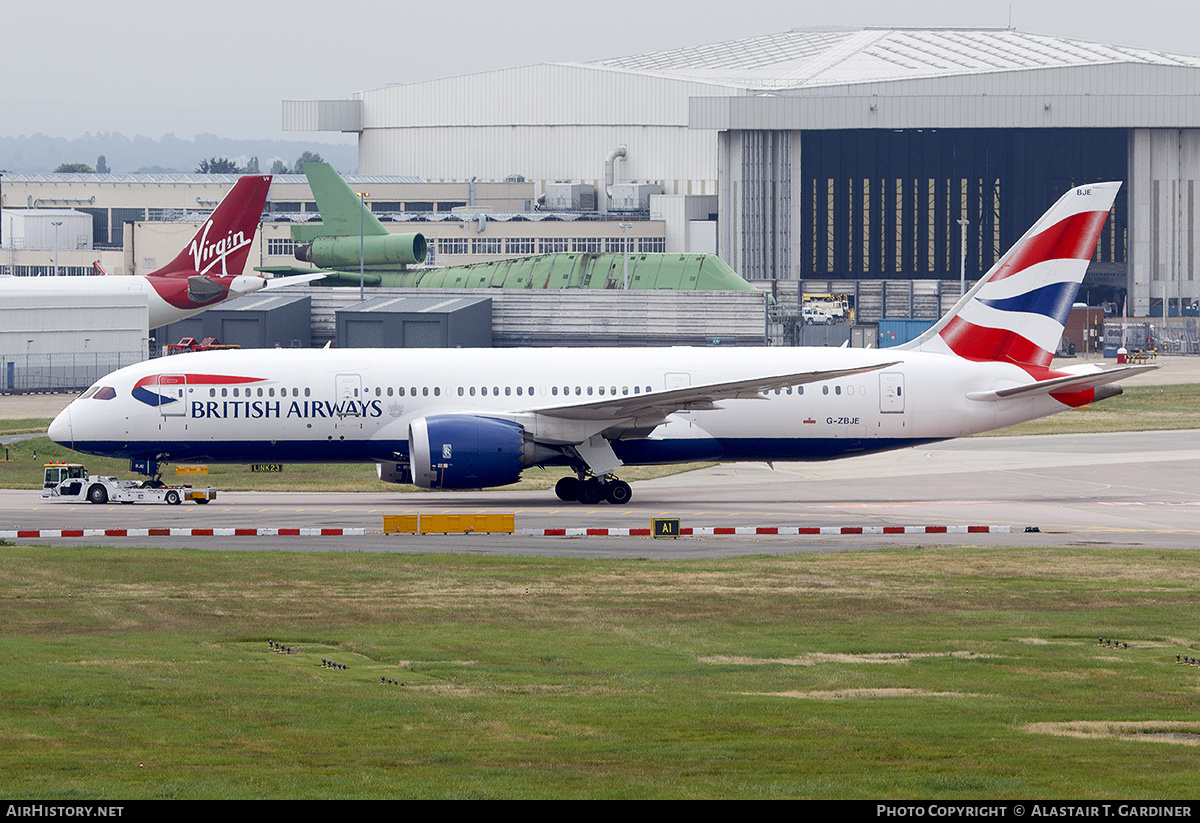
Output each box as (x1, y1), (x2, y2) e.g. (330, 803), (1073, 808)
(802, 293), (852, 324)
(164, 337), (240, 355)
(40, 462), (216, 505)
(801, 305), (839, 325)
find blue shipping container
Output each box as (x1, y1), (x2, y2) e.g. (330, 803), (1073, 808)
(878, 319), (936, 348)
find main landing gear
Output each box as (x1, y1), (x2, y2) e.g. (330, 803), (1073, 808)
(554, 474), (633, 505)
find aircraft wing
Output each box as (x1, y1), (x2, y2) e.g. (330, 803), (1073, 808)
(965, 365), (1159, 401)
(527, 362), (901, 423)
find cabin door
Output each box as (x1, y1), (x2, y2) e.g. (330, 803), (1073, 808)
(157, 374), (187, 416)
(880, 372), (905, 413)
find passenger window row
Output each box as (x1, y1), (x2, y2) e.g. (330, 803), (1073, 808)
(209, 387), (310, 398)
(370, 385), (655, 398)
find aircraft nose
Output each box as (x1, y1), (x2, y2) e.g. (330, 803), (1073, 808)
(48, 406), (72, 446)
(229, 274), (266, 296)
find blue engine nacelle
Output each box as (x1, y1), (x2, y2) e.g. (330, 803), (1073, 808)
(408, 415), (527, 490)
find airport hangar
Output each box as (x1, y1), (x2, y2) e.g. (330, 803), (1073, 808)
(286, 26), (1200, 317)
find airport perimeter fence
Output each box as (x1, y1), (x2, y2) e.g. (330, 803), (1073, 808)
(1, 351), (148, 393)
(1104, 319), (1200, 355)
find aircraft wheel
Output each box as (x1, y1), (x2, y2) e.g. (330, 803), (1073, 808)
(87, 484), (108, 505)
(165, 490), (181, 506)
(604, 480), (632, 505)
(576, 478), (604, 505)
(555, 476), (580, 502)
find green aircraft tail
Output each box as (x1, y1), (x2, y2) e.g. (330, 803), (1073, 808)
(292, 162), (389, 243)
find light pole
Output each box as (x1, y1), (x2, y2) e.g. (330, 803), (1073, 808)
(618, 222), (632, 289)
(357, 191), (369, 301)
(51, 220), (63, 276)
(957, 217), (969, 297)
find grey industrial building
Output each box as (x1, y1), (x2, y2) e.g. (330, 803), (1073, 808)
(287, 26), (1200, 315)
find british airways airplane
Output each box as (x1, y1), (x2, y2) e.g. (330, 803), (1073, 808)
(0, 175), (314, 328)
(48, 182), (1153, 504)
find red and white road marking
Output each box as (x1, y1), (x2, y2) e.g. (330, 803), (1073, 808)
(2, 524), (1012, 539)
(520, 525), (1012, 537)
(2, 527), (365, 539)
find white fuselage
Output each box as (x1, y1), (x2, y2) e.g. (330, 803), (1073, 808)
(49, 346), (1066, 469)
(0, 274), (266, 328)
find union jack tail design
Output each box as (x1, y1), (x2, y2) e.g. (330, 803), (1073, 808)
(901, 182), (1120, 372)
(157, 175), (272, 277)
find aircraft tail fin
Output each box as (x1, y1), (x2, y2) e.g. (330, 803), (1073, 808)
(156, 175), (272, 277)
(292, 162), (389, 243)
(900, 182), (1120, 371)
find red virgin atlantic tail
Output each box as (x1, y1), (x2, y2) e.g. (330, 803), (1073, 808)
(156, 175), (272, 277)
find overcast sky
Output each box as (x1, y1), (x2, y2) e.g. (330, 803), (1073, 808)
(4, 0), (1198, 143)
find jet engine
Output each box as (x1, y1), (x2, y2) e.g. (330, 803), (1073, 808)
(408, 415), (557, 490)
(295, 233), (427, 268)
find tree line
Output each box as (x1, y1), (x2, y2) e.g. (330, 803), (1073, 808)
(52, 152), (325, 175)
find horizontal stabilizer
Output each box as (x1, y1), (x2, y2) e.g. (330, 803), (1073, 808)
(261, 272), (329, 289)
(253, 267), (381, 287)
(254, 265), (315, 276)
(965, 365), (1158, 402)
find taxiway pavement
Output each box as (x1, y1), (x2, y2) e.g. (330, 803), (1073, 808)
(5, 428), (1199, 557)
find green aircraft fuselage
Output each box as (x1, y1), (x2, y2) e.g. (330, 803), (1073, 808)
(289, 250), (756, 291)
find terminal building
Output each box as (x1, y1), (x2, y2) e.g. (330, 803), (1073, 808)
(286, 26), (1200, 316)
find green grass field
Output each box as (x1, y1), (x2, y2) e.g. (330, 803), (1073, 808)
(4, 385), (1199, 798)
(1, 545), (1198, 799)
(978, 383), (1200, 436)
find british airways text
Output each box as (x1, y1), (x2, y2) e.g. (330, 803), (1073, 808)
(190, 399), (383, 419)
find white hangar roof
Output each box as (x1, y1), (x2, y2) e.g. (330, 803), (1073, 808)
(291, 27), (1200, 133)
(592, 26), (1200, 90)
(286, 26), (1200, 180)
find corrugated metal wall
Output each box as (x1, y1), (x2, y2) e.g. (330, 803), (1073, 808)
(1128, 128), (1200, 315)
(738, 131), (792, 281)
(355, 64), (732, 190)
(359, 125), (717, 195)
(276, 287), (767, 348)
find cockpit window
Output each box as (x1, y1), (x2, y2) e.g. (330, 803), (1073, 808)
(79, 386), (99, 399)
(93, 386), (117, 400)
